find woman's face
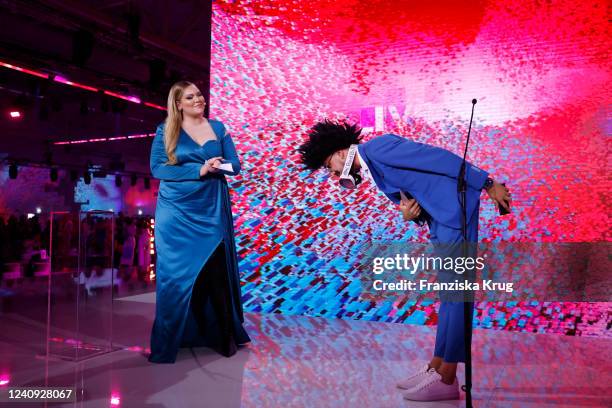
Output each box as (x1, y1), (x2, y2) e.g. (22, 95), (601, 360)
(177, 84), (206, 117)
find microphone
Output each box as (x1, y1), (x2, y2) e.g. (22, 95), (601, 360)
(472, 98), (477, 105)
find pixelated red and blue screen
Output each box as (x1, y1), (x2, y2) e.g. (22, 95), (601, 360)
(209, 0), (611, 336)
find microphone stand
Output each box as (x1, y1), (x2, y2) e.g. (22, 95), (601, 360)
(457, 98), (477, 408)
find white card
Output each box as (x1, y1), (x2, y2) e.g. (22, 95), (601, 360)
(216, 162), (233, 173)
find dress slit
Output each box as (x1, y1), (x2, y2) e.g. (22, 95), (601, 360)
(179, 238), (226, 348)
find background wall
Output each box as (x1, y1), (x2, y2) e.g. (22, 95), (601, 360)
(209, 0), (611, 336)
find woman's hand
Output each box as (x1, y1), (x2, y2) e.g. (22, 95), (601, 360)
(486, 180), (512, 213)
(199, 156), (224, 177)
(399, 198), (422, 221)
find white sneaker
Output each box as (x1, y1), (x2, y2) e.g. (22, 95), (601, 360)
(396, 364), (430, 390)
(403, 369), (460, 401)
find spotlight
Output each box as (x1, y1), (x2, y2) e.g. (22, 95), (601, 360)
(138, 209), (143, 215)
(110, 394), (120, 406)
(83, 170), (91, 184)
(130, 174), (137, 186)
(36, 207), (42, 214)
(144, 177), (150, 190)
(50, 167), (58, 181)
(11, 95), (29, 118)
(115, 174), (122, 187)
(9, 164), (18, 179)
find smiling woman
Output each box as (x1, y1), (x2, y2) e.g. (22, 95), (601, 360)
(148, 81), (250, 363)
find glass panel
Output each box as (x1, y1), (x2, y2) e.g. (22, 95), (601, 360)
(47, 210), (118, 361)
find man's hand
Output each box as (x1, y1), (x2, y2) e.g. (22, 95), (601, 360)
(399, 198), (422, 221)
(486, 180), (512, 213)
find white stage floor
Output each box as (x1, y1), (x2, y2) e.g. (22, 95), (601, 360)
(0, 290), (610, 407)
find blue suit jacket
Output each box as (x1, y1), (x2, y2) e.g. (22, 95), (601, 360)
(357, 134), (489, 229)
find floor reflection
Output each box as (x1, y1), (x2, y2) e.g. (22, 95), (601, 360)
(0, 289), (610, 407)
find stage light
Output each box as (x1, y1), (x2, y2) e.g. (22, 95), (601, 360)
(83, 170), (91, 184)
(27, 213), (35, 219)
(138, 209), (143, 215)
(144, 177), (150, 190)
(53, 133), (151, 145)
(110, 394), (120, 406)
(115, 174), (122, 187)
(104, 90), (141, 104)
(143, 102), (166, 111)
(36, 207), (42, 214)
(0, 375), (9, 386)
(131, 174), (137, 186)
(9, 111), (21, 119)
(1, 59), (162, 112)
(9, 164), (17, 179)
(54, 75), (98, 92)
(0, 60), (48, 79)
(50, 167), (58, 181)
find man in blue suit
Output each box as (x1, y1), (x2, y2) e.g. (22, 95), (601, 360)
(298, 120), (511, 402)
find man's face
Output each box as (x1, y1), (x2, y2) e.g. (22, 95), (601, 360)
(323, 149), (348, 178)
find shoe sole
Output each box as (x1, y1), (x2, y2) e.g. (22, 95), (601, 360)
(403, 392), (460, 401)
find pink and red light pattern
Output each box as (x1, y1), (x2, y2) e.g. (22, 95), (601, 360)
(209, 0), (611, 336)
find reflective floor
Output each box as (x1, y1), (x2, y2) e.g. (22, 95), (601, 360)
(0, 287), (610, 407)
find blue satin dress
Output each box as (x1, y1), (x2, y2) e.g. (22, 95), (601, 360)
(148, 119), (250, 363)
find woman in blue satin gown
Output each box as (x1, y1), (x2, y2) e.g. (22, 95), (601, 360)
(148, 81), (250, 363)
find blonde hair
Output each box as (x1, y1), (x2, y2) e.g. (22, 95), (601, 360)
(163, 80), (197, 164)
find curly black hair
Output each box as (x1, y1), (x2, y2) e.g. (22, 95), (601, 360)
(298, 120), (363, 170)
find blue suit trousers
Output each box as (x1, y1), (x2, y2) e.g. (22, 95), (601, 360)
(429, 209), (479, 363)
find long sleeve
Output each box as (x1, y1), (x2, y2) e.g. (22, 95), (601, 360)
(220, 125), (241, 176)
(150, 124), (202, 181)
(367, 134), (489, 190)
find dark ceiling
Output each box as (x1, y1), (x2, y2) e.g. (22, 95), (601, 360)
(0, 0), (212, 176)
